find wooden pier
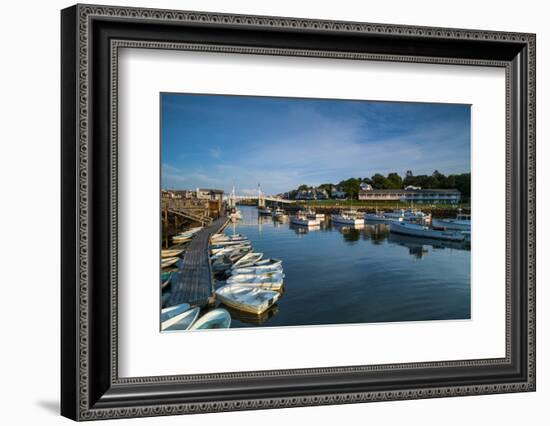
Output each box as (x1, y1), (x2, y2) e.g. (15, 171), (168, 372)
(168, 216), (229, 307)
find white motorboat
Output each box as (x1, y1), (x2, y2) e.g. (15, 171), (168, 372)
(331, 212), (364, 226)
(231, 252), (264, 268)
(364, 211), (391, 222)
(297, 209), (325, 220)
(290, 215), (320, 226)
(389, 221), (465, 241)
(161, 256), (180, 269)
(162, 306), (200, 331)
(432, 212), (471, 231)
(258, 206), (272, 215)
(215, 285), (280, 314)
(271, 207), (287, 218)
(190, 309), (231, 330)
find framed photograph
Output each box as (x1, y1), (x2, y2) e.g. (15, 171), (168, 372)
(61, 4), (536, 421)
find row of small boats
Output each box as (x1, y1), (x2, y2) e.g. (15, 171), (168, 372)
(287, 207), (471, 242)
(210, 232), (284, 315)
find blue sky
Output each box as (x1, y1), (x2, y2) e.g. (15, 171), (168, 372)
(161, 93), (470, 195)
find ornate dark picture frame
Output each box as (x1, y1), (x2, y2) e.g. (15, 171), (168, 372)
(61, 4), (536, 421)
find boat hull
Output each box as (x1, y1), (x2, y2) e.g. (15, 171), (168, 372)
(390, 222), (465, 241)
(215, 285), (280, 314)
(431, 219), (471, 231)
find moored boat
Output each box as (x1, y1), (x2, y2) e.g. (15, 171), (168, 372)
(258, 206), (272, 215)
(331, 212), (364, 226)
(161, 249), (184, 258)
(162, 306), (200, 331)
(190, 309), (231, 330)
(231, 252), (264, 268)
(231, 263), (283, 275)
(290, 214), (320, 226)
(389, 221), (465, 241)
(432, 212), (471, 231)
(226, 273), (284, 291)
(161, 256), (180, 269)
(215, 285), (280, 314)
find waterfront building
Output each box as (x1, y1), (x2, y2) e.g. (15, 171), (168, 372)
(358, 187), (461, 204)
(331, 187), (347, 199)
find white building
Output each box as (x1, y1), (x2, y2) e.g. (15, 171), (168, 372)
(358, 188), (461, 204)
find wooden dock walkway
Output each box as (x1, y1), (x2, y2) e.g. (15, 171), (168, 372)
(168, 216), (229, 307)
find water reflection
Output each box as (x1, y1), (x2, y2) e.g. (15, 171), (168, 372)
(223, 205), (470, 328)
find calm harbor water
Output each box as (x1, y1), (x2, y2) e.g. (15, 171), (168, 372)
(213, 205), (471, 329)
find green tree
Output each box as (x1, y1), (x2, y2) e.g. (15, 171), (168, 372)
(386, 172), (403, 189)
(371, 173), (390, 189)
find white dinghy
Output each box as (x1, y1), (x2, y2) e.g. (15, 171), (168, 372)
(190, 309), (231, 330)
(231, 252), (264, 268)
(215, 285), (280, 314)
(231, 263), (283, 275)
(161, 249), (184, 258)
(162, 307), (200, 332)
(161, 256), (180, 269)
(226, 271), (285, 291)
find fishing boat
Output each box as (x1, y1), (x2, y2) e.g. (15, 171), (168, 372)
(290, 214), (320, 226)
(432, 212), (471, 231)
(215, 285), (280, 314)
(402, 208), (431, 224)
(161, 256), (179, 269)
(161, 249), (184, 258)
(271, 207), (287, 218)
(331, 211), (364, 226)
(364, 212), (392, 222)
(162, 306), (200, 331)
(258, 206), (272, 215)
(296, 209), (325, 220)
(190, 309), (231, 330)
(389, 221), (465, 241)
(231, 263), (283, 275)
(231, 252), (264, 268)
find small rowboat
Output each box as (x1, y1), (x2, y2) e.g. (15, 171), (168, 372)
(162, 306), (200, 332)
(211, 233), (246, 242)
(161, 256), (179, 268)
(161, 303), (190, 328)
(231, 252), (264, 268)
(215, 285), (280, 314)
(231, 263), (283, 275)
(161, 249), (184, 258)
(190, 309), (231, 330)
(226, 272), (284, 291)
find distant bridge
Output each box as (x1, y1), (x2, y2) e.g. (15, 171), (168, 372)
(224, 194), (295, 205)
